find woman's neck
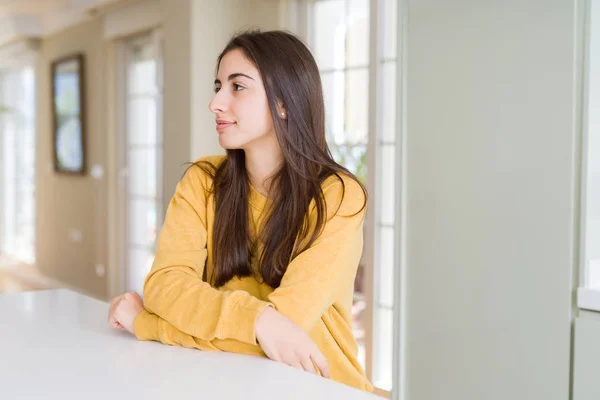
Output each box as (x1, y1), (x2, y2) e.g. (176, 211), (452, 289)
(244, 144), (283, 198)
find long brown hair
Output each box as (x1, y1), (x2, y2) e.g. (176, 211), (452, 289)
(190, 30), (367, 288)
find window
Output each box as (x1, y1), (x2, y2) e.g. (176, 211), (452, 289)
(120, 30), (164, 295)
(310, 0), (370, 371)
(309, 0), (399, 393)
(0, 67), (36, 265)
(579, 0), (600, 311)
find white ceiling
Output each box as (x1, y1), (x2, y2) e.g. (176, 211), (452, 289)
(0, 0), (126, 45)
(0, 0), (68, 19)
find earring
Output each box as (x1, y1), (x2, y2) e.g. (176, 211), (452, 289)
(281, 112), (285, 117)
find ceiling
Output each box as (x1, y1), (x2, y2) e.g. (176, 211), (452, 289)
(0, 0), (68, 20)
(0, 0), (126, 45)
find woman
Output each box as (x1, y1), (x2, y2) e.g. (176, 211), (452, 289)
(108, 30), (372, 392)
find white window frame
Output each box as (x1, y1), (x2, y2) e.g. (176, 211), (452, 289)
(294, 0), (405, 396)
(578, 0), (600, 313)
(113, 28), (164, 296)
(105, 0), (164, 299)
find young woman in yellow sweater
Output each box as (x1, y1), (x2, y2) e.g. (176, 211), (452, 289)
(108, 30), (372, 392)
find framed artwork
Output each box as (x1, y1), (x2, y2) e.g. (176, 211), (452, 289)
(51, 53), (86, 175)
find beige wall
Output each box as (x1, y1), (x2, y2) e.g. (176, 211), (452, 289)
(190, 0), (282, 161)
(34, 0), (284, 299)
(36, 17), (108, 299)
(162, 0), (193, 215)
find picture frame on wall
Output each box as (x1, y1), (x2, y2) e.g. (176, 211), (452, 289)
(51, 53), (86, 175)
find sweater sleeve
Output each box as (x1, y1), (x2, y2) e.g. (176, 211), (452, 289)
(139, 159), (272, 346)
(134, 310), (265, 357)
(267, 175), (366, 333)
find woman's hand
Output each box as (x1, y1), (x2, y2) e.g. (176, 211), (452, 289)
(108, 292), (145, 335)
(255, 307), (330, 378)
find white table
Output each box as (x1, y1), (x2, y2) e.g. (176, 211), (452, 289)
(0, 289), (381, 399)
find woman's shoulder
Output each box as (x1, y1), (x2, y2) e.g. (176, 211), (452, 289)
(320, 173), (367, 217)
(192, 154), (227, 169)
(181, 154), (227, 190)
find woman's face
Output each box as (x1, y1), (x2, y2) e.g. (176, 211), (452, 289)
(209, 49), (278, 150)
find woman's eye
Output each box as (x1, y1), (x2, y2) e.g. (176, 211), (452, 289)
(233, 84), (245, 92)
(213, 86), (221, 93)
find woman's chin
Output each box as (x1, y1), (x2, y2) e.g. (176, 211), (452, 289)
(218, 137), (243, 150)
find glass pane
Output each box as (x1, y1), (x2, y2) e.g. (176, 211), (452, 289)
(0, 68), (36, 263)
(128, 198), (157, 248)
(378, 226), (395, 308)
(54, 59), (81, 117)
(127, 247), (154, 295)
(346, 0), (370, 67)
(381, 62), (397, 143)
(21, 68), (35, 119)
(329, 144), (367, 183)
(382, 0), (398, 59)
(322, 71), (345, 144)
(128, 43), (156, 95)
(381, 144), (396, 225)
(313, 0), (346, 70)
(127, 98), (157, 145)
(373, 307), (393, 392)
(346, 68), (369, 144)
(1, 103), (16, 256)
(128, 147), (157, 197)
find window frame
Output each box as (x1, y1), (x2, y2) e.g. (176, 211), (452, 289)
(300, 0), (405, 396)
(115, 28), (165, 296)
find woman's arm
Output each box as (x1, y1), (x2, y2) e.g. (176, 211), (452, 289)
(266, 175), (366, 333)
(144, 171), (365, 342)
(134, 309), (265, 356)
(109, 293), (330, 377)
(141, 159), (271, 346)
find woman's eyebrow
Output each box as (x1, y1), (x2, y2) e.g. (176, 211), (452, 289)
(214, 73), (255, 85)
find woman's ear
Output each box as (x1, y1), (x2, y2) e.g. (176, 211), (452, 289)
(276, 101), (287, 120)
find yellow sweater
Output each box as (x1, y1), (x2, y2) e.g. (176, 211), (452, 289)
(134, 155), (373, 392)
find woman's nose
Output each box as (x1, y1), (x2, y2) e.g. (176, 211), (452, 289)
(209, 91), (227, 114)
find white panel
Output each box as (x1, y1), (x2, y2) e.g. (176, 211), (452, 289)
(404, 0), (576, 399)
(573, 317), (600, 400)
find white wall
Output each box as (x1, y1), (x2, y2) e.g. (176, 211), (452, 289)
(573, 313), (600, 400)
(402, 1), (577, 399)
(190, 0), (282, 161)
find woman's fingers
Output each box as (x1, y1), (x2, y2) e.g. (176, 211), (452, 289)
(291, 361), (304, 372)
(110, 319), (123, 329)
(108, 295), (124, 328)
(311, 350), (331, 378)
(299, 355), (317, 375)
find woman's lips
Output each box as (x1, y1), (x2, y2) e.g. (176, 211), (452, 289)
(216, 121), (236, 131)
